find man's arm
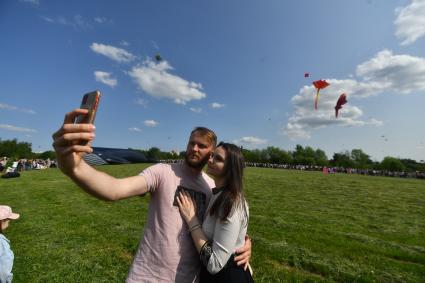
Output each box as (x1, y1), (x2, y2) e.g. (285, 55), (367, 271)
(234, 235), (252, 270)
(69, 160), (149, 200)
(52, 109), (149, 200)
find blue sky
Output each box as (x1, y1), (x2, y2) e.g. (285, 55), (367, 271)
(1, 0), (424, 162)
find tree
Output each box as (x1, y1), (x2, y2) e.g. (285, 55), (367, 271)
(179, 151), (186, 159)
(399, 158), (425, 172)
(293, 145), (317, 165)
(351, 149), (372, 169)
(303, 146), (316, 166)
(146, 147), (162, 160)
(314, 149), (329, 166)
(331, 151), (355, 168)
(293, 144), (305, 165)
(380, 157), (406, 172)
(241, 149), (256, 163)
(37, 150), (57, 160)
(0, 139), (32, 159)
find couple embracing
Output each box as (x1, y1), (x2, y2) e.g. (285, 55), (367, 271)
(52, 108), (254, 283)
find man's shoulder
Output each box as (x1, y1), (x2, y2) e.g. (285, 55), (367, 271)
(201, 171), (215, 186)
(142, 163), (172, 174)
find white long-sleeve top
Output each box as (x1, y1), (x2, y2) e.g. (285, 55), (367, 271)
(201, 189), (249, 274)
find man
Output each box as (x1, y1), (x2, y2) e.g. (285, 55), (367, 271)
(52, 108), (251, 282)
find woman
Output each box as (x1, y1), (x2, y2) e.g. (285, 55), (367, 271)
(177, 142), (254, 282)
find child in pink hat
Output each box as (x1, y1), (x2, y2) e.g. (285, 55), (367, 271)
(0, 205), (20, 283)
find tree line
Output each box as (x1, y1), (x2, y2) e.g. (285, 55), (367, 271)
(1, 139), (424, 173)
(134, 145), (425, 173)
(0, 139), (57, 161)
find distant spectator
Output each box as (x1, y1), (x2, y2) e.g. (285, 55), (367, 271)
(15, 162), (23, 172)
(0, 205), (20, 283)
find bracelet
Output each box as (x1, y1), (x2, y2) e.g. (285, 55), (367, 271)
(189, 224), (201, 233)
(200, 240), (213, 266)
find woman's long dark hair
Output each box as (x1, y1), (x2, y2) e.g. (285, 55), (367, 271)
(209, 142), (247, 222)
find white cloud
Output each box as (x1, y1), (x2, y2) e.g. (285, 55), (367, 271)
(394, 0), (425, 45)
(190, 107), (202, 113)
(120, 40), (130, 46)
(128, 127), (142, 132)
(128, 59), (207, 105)
(283, 49), (425, 140)
(0, 103), (36, 114)
(94, 17), (107, 23)
(233, 136), (267, 146)
(135, 98), (148, 108)
(90, 43), (136, 63)
(94, 71), (117, 87)
(144, 120), (159, 127)
(40, 16), (54, 23)
(356, 49), (425, 94)
(0, 124), (37, 133)
(20, 0), (39, 5)
(210, 102), (225, 108)
(41, 15), (91, 29)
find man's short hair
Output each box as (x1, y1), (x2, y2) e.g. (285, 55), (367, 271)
(190, 127), (217, 147)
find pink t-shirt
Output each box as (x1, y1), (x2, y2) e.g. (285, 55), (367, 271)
(126, 162), (215, 283)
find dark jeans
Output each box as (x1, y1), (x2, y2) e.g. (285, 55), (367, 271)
(200, 254), (254, 283)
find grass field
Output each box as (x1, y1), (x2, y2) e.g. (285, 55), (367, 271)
(1, 164), (424, 282)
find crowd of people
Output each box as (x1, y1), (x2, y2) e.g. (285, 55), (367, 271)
(0, 157), (57, 174)
(247, 162), (425, 179)
(160, 160), (425, 180)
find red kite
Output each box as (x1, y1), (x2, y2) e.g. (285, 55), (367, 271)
(304, 72), (310, 78)
(334, 93), (347, 118)
(312, 80), (329, 109)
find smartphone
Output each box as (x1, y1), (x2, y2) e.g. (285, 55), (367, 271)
(74, 90), (101, 124)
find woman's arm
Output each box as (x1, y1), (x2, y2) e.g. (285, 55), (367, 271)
(176, 191), (208, 253)
(177, 191), (246, 274)
(202, 205), (244, 274)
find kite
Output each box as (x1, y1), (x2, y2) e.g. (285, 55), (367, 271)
(155, 54), (163, 62)
(334, 93), (347, 118)
(312, 80), (329, 109)
(304, 72), (310, 78)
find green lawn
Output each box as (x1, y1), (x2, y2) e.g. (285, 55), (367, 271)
(1, 164), (424, 282)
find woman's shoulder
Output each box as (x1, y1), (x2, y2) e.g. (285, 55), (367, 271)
(225, 197), (248, 221)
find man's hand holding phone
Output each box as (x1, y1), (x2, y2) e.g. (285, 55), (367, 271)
(52, 91), (101, 176)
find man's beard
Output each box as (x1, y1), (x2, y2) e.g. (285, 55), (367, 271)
(185, 153), (210, 170)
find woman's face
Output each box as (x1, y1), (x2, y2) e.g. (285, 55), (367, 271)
(207, 146), (227, 178)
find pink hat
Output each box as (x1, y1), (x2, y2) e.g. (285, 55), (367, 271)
(0, 205), (20, 221)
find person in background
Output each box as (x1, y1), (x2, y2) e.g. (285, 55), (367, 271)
(0, 205), (20, 283)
